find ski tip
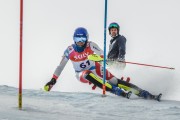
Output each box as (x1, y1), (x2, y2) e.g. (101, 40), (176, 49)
(126, 91), (132, 99)
(156, 93), (162, 102)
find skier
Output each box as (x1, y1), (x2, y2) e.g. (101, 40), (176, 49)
(44, 27), (161, 101)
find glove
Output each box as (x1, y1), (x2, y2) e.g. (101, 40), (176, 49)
(44, 78), (56, 91)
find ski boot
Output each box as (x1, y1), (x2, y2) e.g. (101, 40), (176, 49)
(44, 78), (56, 91)
(111, 86), (132, 99)
(125, 91), (132, 99)
(153, 93), (162, 102)
(139, 90), (162, 101)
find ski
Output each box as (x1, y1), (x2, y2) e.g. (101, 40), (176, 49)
(154, 93), (162, 102)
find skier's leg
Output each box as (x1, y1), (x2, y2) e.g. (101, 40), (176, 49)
(92, 62), (159, 100)
(94, 62), (118, 85)
(117, 78), (161, 100)
(80, 70), (131, 98)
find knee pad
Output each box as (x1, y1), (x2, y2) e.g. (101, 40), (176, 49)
(79, 70), (92, 83)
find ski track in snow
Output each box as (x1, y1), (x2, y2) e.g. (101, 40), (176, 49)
(0, 85), (180, 120)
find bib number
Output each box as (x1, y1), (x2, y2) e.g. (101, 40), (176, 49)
(80, 60), (90, 68)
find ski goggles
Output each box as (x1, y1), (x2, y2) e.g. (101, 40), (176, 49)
(109, 24), (119, 28)
(74, 37), (87, 43)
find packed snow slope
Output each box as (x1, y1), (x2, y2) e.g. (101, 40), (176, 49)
(0, 85), (180, 120)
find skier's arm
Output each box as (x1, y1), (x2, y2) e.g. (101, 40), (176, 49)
(118, 36), (126, 60)
(89, 41), (104, 56)
(52, 55), (69, 79)
(44, 48), (69, 91)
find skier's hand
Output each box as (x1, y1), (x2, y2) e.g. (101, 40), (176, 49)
(44, 78), (56, 91)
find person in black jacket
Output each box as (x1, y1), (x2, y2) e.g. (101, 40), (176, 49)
(107, 22), (126, 62)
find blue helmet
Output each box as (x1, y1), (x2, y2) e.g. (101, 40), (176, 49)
(73, 27), (89, 52)
(73, 27), (89, 43)
(108, 22), (120, 34)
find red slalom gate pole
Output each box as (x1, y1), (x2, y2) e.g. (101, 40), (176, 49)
(124, 61), (175, 70)
(19, 0), (23, 109)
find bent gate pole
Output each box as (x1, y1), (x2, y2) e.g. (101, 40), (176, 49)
(124, 61), (175, 70)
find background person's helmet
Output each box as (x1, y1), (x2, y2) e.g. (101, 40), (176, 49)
(108, 22), (120, 35)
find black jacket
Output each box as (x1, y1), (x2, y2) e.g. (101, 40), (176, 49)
(107, 35), (126, 60)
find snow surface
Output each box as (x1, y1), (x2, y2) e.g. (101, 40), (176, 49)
(0, 85), (180, 120)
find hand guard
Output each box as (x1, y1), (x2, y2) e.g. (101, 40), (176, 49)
(44, 78), (56, 91)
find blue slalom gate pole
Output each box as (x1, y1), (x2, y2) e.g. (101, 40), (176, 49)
(102, 0), (108, 96)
